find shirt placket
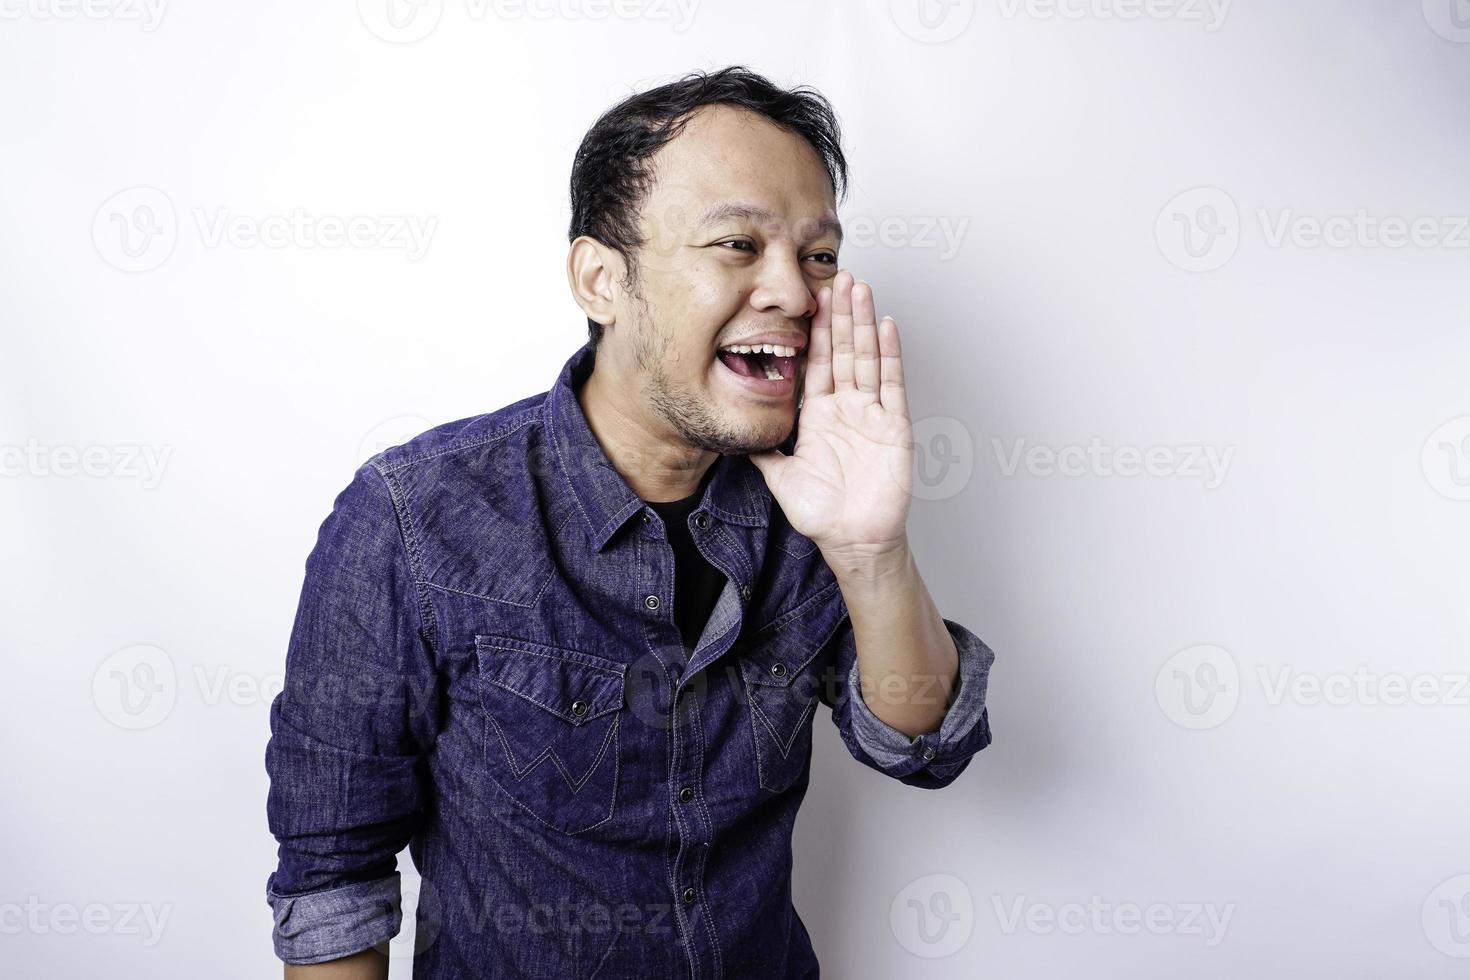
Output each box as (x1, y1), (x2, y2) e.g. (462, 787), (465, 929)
(636, 505), (751, 980)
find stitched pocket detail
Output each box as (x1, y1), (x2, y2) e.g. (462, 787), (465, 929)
(473, 635), (626, 834)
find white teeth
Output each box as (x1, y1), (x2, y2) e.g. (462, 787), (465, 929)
(720, 343), (797, 357)
(763, 362), (784, 381)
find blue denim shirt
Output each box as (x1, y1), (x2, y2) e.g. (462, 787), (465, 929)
(264, 339), (996, 977)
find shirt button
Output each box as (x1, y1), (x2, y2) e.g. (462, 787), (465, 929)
(769, 662), (787, 679)
(570, 699), (589, 719)
(681, 887), (696, 905)
(922, 745), (937, 762)
(694, 512), (710, 529)
(739, 584), (751, 601)
(644, 595), (661, 610)
(641, 512), (651, 524)
(679, 786), (694, 803)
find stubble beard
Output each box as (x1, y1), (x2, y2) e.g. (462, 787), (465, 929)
(629, 293), (795, 457)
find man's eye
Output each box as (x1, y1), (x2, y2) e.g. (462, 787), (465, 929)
(716, 239), (755, 253)
(806, 252), (837, 265)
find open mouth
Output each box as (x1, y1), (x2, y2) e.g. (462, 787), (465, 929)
(715, 348), (798, 383)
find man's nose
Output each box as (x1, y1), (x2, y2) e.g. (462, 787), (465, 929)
(750, 254), (818, 321)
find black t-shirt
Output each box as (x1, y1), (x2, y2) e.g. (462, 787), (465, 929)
(646, 472), (728, 660)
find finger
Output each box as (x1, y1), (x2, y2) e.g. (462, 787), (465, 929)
(852, 279), (880, 396)
(805, 285), (834, 399)
(878, 315), (909, 420)
(830, 269), (855, 391)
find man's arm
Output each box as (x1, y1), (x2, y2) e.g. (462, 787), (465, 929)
(265, 463), (440, 966)
(830, 538), (959, 738)
(285, 947), (388, 979)
(820, 538), (995, 789)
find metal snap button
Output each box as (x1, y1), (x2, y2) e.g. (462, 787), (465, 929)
(679, 786), (694, 803)
(641, 512), (651, 524)
(681, 887), (696, 905)
(644, 595), (660, 610)
(739, 584), (751, 600)
(921, 745), (936, 762)
(769, 662), (787, 678)
(571, 699), (589, 718)
(694, 513), (710, 529)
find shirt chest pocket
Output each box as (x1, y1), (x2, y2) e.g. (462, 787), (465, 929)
(473, 635), (626, 835)
(737, 586), (846, 795)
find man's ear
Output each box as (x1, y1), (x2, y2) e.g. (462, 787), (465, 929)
(567, 236), (621, 329)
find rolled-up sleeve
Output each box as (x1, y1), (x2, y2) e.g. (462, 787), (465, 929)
(264, 462), (440, 963)
(824, 615), (994, 789)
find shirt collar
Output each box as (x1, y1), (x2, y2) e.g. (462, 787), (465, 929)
(545, 339), (774, 552)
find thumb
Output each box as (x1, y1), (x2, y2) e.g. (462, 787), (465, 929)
(747, 450), (788, 488)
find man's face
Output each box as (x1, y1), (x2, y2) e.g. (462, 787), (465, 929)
(607, 104), (842, 456)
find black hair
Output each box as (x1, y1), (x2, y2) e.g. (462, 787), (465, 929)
(567, 65), (848, 347)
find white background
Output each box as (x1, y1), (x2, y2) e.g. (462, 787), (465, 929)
(3, 1), (1469, 976)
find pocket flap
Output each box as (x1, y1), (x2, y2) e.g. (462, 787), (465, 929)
(474, 635), (625, 725)
(739, 584), (845, 689)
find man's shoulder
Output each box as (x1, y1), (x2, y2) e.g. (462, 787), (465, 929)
(362, 390), (547, 481)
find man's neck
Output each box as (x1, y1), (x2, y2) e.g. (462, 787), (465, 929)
(578, 361), (716, 504)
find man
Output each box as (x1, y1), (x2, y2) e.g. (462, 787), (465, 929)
(265, 65), (995, 979)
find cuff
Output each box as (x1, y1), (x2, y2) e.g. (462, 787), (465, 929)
(846, 618), (994, 775)
(266, 871), (402, 965)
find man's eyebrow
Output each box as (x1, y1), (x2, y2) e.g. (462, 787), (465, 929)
(694, 203), (843, 244)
